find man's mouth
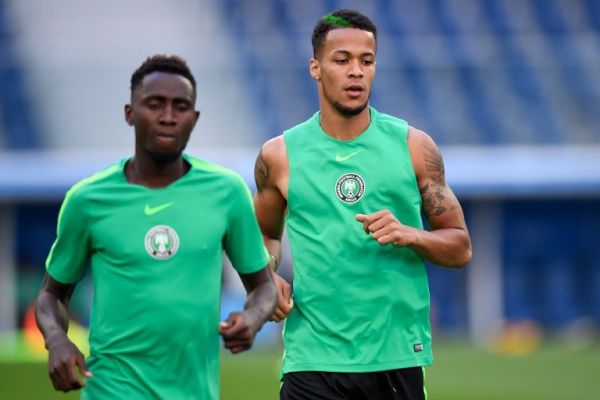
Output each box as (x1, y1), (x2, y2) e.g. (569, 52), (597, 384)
(345, 85), (364, 97)
(155, 132), (176, 142)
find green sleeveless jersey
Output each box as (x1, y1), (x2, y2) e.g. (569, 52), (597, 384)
(282, 108), (432, 374)
(46, 154), (268, 400)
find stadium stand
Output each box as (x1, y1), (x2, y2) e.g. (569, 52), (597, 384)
(0, 1), (40, 149)
(219, 0), (600, 145)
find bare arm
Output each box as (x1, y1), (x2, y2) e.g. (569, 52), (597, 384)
(239, 267), (277, 320)
(219, 267), (277, 353)
(410, 128), (472, 267)
(356, 128), (472, 268)
(252, 136), (293, 321)
(253, 137), (287, 270)
(35, 273), (92, 392)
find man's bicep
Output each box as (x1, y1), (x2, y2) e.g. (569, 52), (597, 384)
(421, 184), (466, 231)
(409, 128), (466, 230)
(414, 137), (451, 217)
(253, 136), (288, 240)
(254, 145), (275, 192)
(419, 174), (460, 219)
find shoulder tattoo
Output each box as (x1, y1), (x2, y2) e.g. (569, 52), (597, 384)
(254, 148), (270, 191)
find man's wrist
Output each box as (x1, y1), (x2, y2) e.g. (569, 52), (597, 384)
(405, 227), (425, 250)
(44, 331), (70, 351)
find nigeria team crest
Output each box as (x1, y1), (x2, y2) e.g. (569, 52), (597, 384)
(144, 225), (180, 260)
(335, 173), (365, 203)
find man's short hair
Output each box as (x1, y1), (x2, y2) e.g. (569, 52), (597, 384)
(130, 55), (196, 97)
(311, 9), (377, 58)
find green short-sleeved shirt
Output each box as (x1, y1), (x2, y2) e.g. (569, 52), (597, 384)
(46, 154), (268, 400)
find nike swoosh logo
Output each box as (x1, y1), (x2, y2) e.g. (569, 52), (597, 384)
(144, 202), (175, 215)
(335, 150), (363, 162)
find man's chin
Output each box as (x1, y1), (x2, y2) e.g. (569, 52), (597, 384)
(333, 101), (369, 117)
(148, 149), (184, 164)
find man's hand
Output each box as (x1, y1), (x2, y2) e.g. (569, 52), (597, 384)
(47, 336), (92, 392)
(271, 273), (293, 322)
(219, 311), (262, 354)
(224, 267), (277, 353)
(356, 210), (418, 247)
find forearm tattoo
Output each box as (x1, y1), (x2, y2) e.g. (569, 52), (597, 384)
(419, 141), (450, 217)
(254, 148), (269, 191)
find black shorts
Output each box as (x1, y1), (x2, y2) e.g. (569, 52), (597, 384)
(280, 367), (426, 400)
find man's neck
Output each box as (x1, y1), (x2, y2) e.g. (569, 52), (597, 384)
(126, 154), (189, 188)
(319, 104), (371, 141)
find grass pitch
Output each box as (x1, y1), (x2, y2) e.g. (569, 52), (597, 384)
(1, 341), (599, 399)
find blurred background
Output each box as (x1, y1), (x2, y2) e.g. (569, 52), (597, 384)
(1, 0), (599, 399)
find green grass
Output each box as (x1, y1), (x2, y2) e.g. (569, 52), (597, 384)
(427, 342), (600, 400)
(1, 341), (599, 399)
(221, 349), (281, 399)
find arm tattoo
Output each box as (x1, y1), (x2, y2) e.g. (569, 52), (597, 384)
(419, 141), (448, 217)
(420, 180), (446, 217)
(254, 148), (269, 191)
(422, 140), (444, 173)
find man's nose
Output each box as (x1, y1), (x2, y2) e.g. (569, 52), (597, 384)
(159, 105), (177, 124)
(348, 60), (364, 78)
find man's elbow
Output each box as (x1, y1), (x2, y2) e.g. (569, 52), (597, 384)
(437, 234), (472, 268)
(455, 248), (473, 268)
(449, 241), (472, 268)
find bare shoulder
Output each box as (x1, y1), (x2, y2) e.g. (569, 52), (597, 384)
(255, 135), (289, 191)
(407, 125), (434, 147)
(407, 126), (444, 178)
(260, 135), (287, 164)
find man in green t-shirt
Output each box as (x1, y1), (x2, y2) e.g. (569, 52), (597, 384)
(253, 9), (472, 400)
(35, 55), (277, 399)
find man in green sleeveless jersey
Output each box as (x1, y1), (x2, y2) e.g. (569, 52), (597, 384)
(253, 9), (472, 400)
(35, 55), (277, 399)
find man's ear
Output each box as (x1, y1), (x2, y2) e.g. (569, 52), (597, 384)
(309, 58), (321, 81)
(124, 104), (134, 126)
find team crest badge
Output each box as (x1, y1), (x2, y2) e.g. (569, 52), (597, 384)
(335, 173), (365, 203)
(144, 225), (180, 260)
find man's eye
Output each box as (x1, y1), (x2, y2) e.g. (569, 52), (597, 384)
(363, 59), (374, 65)
(335, 59), (348, 64)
